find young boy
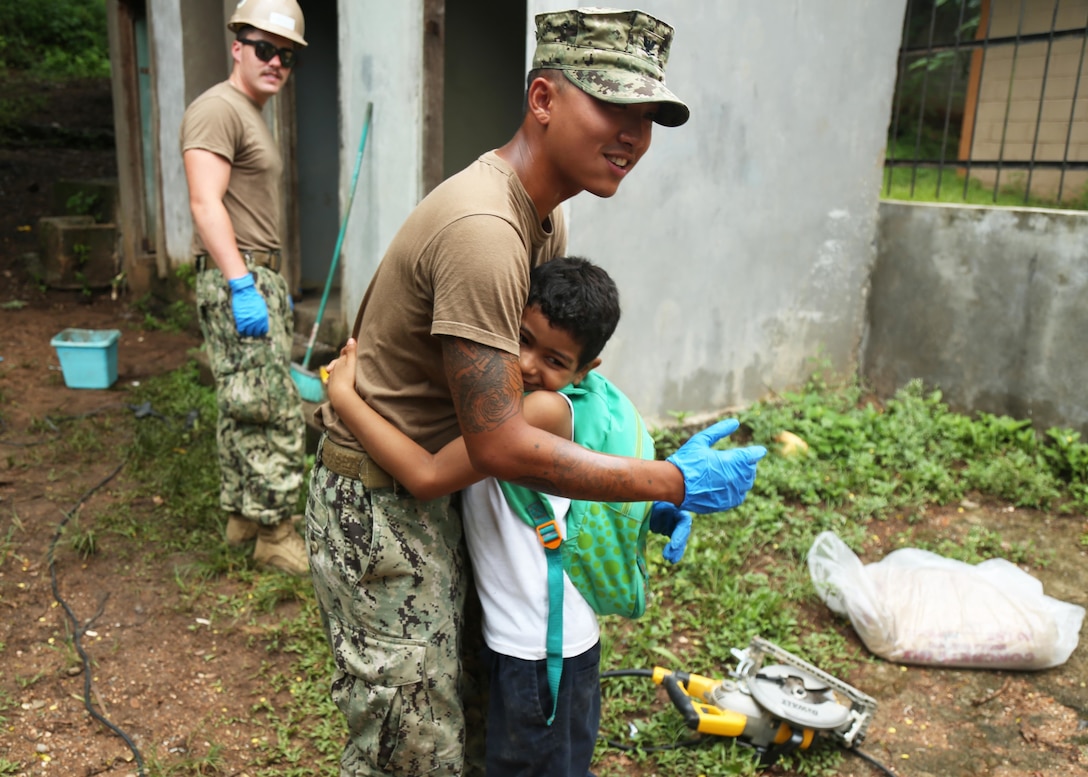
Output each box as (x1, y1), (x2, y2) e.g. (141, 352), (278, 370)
(324, 257), (691, 776)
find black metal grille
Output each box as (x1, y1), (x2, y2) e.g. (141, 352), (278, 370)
(885, 0), (1088, 208)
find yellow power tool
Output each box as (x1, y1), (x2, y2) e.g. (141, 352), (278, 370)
(609, 636), (878, 768)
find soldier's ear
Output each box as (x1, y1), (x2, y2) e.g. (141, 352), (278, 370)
(527, 75), (561, 126)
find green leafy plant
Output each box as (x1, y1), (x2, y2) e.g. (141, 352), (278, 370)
(126, 361), (220, 541)
(175, 262), (198, 291)
(65, 189), (102, 220)
(19, 357), (1086, 777)
(0, 0), (110, 79)
(71, 241), (95, 297)
(0, 521), (18, 570)
(613, 369), (1088, 774)
(134, 293), (197, 333)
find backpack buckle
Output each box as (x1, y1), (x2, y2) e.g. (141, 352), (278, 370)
(535, 520), (562, 550)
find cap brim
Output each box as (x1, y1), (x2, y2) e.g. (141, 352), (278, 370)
(563, 70), (690, 127)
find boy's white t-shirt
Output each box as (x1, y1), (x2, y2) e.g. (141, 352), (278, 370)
(460, 394), (600, 660)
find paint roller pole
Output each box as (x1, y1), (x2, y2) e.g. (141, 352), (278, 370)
(300, 101), (373, 372)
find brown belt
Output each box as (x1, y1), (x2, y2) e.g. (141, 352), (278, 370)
(318, 437), (397, 490)
(195, 249), (282, 274)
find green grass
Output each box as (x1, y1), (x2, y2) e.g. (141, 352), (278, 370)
(134, 294), (198, 334)
(881, 138), (1088, 210)
(36, 361), (1088, 776)
(609, 370), (1088, 775)
(114, 364), (339, 775)
(124, 361), (221, 549)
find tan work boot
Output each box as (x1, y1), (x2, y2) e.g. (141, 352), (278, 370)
(226, 515), (258, 546)
(229, 514), (303, 547)
(254, 520), (309, 576)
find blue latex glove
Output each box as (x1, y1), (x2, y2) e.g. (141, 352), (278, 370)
(666, 419), (768, 514)
(228, 274), (269, 337)
(648, 501), (693, 564)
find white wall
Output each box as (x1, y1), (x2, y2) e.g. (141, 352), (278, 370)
(529, 0), (908, 423)
(150, 0), (191, 273)
(337, 0), (427, 322)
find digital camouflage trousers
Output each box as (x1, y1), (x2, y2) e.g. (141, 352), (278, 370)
(196, 264), (304, 525)
(305, 447), (478, 776)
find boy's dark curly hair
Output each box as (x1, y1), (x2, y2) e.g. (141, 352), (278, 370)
(527, 256), (621, 369)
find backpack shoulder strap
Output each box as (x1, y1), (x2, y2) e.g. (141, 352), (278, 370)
(494, 486), (566, 724)
(496, 376), (653, 721)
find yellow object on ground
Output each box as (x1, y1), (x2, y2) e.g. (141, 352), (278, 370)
(773, 430), (809, 457)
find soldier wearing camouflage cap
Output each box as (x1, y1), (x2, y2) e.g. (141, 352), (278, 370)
(533, 7), (689, 127)
(308, 8), (765, 777)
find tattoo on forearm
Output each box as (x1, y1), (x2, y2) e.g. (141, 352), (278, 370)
(442, 337), (675, 502)
(443, 338), (521, 434)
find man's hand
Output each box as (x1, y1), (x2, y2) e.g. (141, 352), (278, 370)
(648, 501), (693, 563)
(666, 419), (767, 514)
(228, 274), (269, 337)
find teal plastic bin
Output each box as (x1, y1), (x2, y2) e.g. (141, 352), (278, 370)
(50, 328), (121, 389)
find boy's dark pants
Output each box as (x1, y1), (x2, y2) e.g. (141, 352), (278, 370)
(482, 641), (601, 777)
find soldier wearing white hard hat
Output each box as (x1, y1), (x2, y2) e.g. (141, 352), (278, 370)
(178, 0), (308, 575)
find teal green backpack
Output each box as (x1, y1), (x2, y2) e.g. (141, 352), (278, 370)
(499, 371), (655, 723)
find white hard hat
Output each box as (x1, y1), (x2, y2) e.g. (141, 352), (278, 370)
(228, 0), (307, 48)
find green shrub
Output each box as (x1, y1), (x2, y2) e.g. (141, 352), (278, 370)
(0, 0), (110, 79)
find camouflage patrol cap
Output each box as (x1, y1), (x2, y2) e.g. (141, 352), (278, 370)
(533, 7), (689, 127)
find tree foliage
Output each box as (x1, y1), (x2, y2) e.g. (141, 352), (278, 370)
(0, 0), (110, 78)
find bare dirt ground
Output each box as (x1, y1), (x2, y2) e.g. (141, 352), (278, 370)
(1, 77), (1087, 777)
(0, 77), (321, 777)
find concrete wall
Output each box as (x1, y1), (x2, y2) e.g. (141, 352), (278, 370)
(525, 0), (908, 424)
(151, 0), (196, 273)
(864, 201), (1088, 436)
(336, 1), (426, 323)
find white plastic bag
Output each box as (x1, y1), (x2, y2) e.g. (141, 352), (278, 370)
(807, 531), (1085, 670)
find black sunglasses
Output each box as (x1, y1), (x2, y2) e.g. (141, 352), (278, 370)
(238, 37), (298, 68)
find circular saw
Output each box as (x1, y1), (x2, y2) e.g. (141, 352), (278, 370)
(649, 636), (878, 767)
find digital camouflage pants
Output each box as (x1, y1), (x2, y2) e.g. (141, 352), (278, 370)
(196, 264), (304, 525)
(305, 448), (479, 776)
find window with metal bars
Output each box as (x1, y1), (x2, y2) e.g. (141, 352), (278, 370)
(885, 0), (1088, 209)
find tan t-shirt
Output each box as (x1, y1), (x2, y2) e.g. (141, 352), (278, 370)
(179, 81), (282, 253)
(320, 151), (567, 453)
